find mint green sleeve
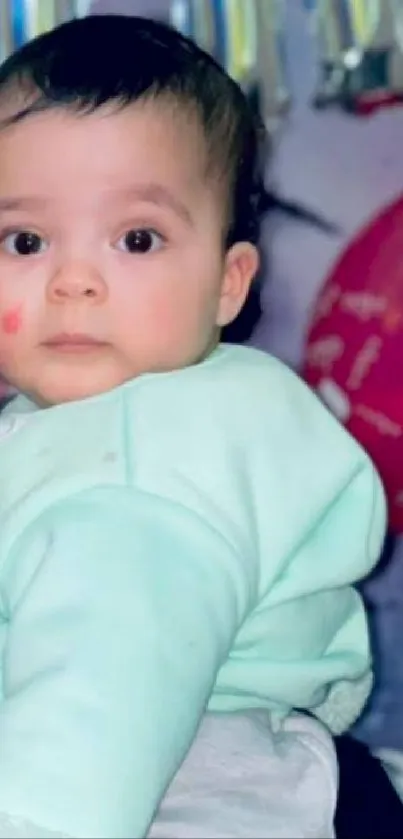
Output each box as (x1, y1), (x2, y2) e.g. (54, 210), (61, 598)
(0, 487), (249, 839)
(212, 404), (386, 733)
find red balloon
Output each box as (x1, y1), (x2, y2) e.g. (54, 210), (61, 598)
(303, 196), (403, 532)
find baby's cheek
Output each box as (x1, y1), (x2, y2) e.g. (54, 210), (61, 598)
(0, 305), (24, 376)
(1, 305), (23, 335)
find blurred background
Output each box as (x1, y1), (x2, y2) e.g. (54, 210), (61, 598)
(2, 0), (403, 804)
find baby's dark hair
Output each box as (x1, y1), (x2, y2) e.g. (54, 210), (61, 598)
(0, 13), (267, 248)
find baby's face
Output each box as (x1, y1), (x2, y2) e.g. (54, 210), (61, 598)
(0, 99), (257, 405)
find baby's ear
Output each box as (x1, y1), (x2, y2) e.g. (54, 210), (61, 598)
(216, 242), (259, 327)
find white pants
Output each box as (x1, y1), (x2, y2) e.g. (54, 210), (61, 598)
(0, 711), (337, 838)
(150, 710), (337, 839)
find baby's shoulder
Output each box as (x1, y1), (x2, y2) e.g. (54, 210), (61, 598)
(130, 344), (310, 424)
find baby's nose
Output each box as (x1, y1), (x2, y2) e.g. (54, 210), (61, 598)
(46, 261), (108, 303)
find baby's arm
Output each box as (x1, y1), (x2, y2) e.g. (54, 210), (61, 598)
(0, 486), (248, 838)
(212, 369), (386, 733)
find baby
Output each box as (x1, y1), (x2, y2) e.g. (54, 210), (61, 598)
(0, 14), (386, 839)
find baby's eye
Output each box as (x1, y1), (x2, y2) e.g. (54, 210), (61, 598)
(115, 229), (164, 254)
(1, 230), (47, 256)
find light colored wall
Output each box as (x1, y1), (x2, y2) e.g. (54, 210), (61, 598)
(252, 0), (403, 369)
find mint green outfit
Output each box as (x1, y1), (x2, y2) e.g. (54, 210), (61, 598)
(0, 345), (385, 837)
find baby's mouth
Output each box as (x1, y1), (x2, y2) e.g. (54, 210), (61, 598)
(42, 333), (109, 353)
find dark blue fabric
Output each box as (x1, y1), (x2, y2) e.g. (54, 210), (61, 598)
(335, 735), (403, 837)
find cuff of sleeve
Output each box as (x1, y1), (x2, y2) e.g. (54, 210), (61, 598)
(312, 670), (373, 734)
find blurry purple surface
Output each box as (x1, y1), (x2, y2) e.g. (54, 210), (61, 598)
(351, 535), (403, 750)
(251, 1), (403, 370)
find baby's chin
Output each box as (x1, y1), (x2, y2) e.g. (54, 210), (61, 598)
(5, 347), (206, 407)
(24, 370), (135, 408)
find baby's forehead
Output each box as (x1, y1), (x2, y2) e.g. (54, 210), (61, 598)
(0, 89), (206, 152)
(0, 98), (226, 226)
(0, 96), (220, 200)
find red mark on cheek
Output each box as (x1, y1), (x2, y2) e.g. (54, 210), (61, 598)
(1, 306), (23, 335)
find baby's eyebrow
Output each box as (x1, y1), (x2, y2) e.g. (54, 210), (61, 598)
(0, 186), (195, 227)
(113, 184), (194, 228)
(0, 195), (47, 212)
